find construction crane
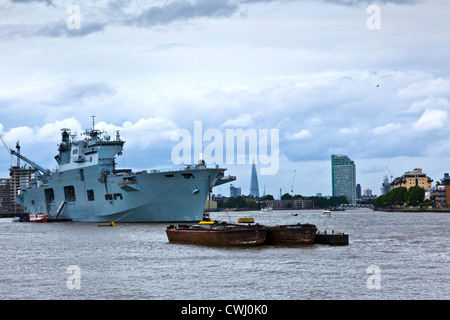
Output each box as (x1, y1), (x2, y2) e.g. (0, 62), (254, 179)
(0, 135), (18, 166)
(385, 166), (393, 183)
(16, 141), (20, 167)
(290, 170), (296, 196)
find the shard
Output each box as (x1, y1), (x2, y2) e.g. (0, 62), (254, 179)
(250, 163), (260, 197)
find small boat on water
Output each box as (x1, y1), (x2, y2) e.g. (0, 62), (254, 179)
(321, 209), (332, 217)
(237, 217), (255, 223)
(28, 213), (48, 223)
(166, 221), (267, 246)
(266, 223), (317, 245)
(261, 207), (273, 211)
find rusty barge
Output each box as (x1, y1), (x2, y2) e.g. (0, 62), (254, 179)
(166, 221), (268, 246)
(315, 230), (349, 246)
(266, 223), (317, 245)
(166, 221), (320, 246)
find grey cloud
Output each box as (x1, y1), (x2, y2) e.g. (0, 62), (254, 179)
(238, 0), (419, 5)
(318, 0), (422, 5)
(2, 0), (239, 38)
(2, 0), (255, 39)
(2, 0), (423, 39)
(10, 0), (53, 4)
(131, 0), (238, 27)
(35, 21), (105, 38)
(53, 82), (118, 105)
(0, 81), (119, 134)
(2, 22), (104, 39)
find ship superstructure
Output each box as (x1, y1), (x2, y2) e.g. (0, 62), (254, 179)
(14, 120), (234, 222)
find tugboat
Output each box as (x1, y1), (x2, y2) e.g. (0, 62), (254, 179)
(28, 213), (48, 223)
(166, 221), (267, 246)
(237, 217), (255, 223)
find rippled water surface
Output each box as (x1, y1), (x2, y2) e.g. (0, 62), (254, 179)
(0, 209), (448, 299)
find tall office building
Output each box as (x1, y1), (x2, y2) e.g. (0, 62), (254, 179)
(250, 163), (260, 197)
(331, 154), (356, 204)
(230, 184), (241, 197)
(0, 166), (36, 213)
(356, 184), (361, 200)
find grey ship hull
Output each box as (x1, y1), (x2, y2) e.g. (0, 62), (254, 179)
(20, 165), (224, 223)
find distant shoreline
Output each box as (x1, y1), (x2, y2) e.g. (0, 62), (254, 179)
(374, 207), (450, 213)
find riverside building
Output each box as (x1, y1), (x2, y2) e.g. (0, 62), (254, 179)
(436, 173), (450, 205)
(331, 154), (356, 204)
(391, 168), (432, 190)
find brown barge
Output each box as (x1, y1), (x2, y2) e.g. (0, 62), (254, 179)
(315, 231), (349, 246)
(166, 221), (268, 246)
(166, 220), (348, 247)
(266, 223), (317, 245)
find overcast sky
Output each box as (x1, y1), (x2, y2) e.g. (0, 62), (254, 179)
(0, 0), (449, 197)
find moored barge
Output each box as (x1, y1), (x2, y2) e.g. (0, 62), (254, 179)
(166, 221), (267, 246)
(166, 220), (347, 247)
(315, 231), (349, 246)
(266, 223), (317, 245)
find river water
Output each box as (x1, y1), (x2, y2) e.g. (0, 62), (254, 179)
(0, 209), (448, 300)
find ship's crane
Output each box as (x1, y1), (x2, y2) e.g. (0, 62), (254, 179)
(0, 135), (18, 166)
(10, 149), (51, 177)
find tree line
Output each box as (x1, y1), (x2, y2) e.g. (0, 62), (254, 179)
(217, 196), (257, 209)
(375, 186), (431, 208)
(219, 187), (432, 210)
(217, 194), (349, 209)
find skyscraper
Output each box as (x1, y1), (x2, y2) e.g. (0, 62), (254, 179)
(331, 154), (356, 204)
(250, 163), (260, 197)
(380, 176), (391, 195)
(230, 184), (241, 197)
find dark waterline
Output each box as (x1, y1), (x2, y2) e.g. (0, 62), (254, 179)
(0, 209), (448, 300)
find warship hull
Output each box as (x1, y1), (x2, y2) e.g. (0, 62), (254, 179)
(20, 165), (225, 223)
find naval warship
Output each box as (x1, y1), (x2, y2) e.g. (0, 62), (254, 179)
(13, 120), (234, 222)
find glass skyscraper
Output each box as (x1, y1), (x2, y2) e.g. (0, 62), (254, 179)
(230, 184), (241, 197)
(250, 163), (260, 198)
(331, 154), (356, 204)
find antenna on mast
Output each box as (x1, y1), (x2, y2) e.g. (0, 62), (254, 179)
(91, 116), (96, 130)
